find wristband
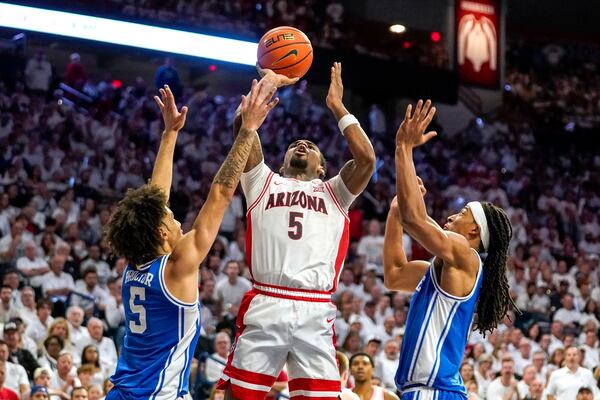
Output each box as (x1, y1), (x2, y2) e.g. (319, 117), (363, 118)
(337, 114), (360, 135)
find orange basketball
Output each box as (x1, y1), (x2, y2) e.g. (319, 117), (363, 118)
(257, 26), (313, 78)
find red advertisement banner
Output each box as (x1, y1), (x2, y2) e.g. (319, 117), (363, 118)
(456, 0), (500, 87)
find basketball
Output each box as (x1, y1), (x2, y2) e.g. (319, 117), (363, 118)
(257, 26), (313, 78)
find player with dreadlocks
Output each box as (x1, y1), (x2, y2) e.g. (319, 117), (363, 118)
(383, 100), (515, 400)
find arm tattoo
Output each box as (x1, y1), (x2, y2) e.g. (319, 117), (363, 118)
(233, 109), (262, 165)
(214, 127), (255, 188)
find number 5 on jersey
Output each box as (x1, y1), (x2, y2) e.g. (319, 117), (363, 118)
(129, 286), (147, 334)
(288, 212), (303, 240)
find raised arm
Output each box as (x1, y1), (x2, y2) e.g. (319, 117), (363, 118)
(232, 66), (299, 172)
(169, 80), (278, 281)
(395, 100), (475, 269)
(383, 193), (429, 292)
(151, 85), (188, 201)
(326, 62), (376, 195)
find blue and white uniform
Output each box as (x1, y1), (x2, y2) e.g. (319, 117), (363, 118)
(396, 252), (483, 400)
(108, 254), (201, 400)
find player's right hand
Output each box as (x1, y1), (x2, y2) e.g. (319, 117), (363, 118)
(154, 84), (188, 133)
(240, 79), (279, 131)
(256, 63), (299, 88)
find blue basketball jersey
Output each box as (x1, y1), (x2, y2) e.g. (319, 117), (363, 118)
(109, 254), (201, 399)
(396, 252), (483, 396)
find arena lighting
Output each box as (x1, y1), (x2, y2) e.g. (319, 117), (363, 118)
(389, 24), (406, 34)
(0, 2), (257, 66)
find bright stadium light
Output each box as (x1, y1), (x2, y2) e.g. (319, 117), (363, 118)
(0, 2), (257, 66)
(389, 24), (406, 34)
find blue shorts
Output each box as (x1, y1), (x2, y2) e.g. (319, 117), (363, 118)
(401, 388), (467, 400)
(105, 388), (192, 400)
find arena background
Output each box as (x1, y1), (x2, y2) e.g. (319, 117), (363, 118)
(0, 0), (598, 399)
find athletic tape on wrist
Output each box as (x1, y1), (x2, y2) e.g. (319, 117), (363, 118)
(337, 114), (360, 135)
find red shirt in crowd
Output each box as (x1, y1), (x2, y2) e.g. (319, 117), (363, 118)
(0, 387), (19, 400)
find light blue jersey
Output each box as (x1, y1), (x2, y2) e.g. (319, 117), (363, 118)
(396, 252), (482, 397)
(108, 254), (200, 399)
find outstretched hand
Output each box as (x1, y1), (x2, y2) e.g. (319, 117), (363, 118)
(396, 99), (437, 148)
(326, 62), (344, 110)
(240, 79), (279, 131)
(256, 64), (299, 88)
(154, 85), (188, 132)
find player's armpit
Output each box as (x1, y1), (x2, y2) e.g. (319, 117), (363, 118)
(169, 187), (229, 277)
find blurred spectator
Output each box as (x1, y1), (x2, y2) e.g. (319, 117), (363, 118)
(375, 339), (399, 391)
(30, 384), (50, 400)
(64, 53), (87, 91)
(545, 346), (599, 400)
(0, 340), (29, 397)
(0, 361), (18, 400)
(0, 285), (20, 323)
(486, 357), (520, 400)
(17, 240), (50, 288)
(214, 260), (251, 314)
(24, 50), (53, 95)
(84, 318), (117, 378)
(41, 255), (75, 303)
(50, 351), (79, 397)
(204, 332), (230, 383)
(71, 268), (108, 317)
(155, 58), (181, 99)
(3, 321), (39, 380)
(66, 306), (89, 357)
(357, 220), (385, 270)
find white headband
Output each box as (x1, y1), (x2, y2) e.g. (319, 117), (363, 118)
(467, 201), (489, 251)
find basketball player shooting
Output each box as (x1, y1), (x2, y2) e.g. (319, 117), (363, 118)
(216, 63), (376, 400)
(105, 80), (279, 399)
(383, 100), (516, 400)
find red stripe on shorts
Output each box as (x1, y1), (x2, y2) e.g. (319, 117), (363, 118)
(228, 384), (270, 400)
(288, 378), (341, 392)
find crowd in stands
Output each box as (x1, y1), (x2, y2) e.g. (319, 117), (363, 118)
(0, 35), (598, 400)
(506, 40), (600, 131)
(35, 0), (449, 69)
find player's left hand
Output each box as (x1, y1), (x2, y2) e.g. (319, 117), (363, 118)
(396, 99), (437, 148)
(326, 62), (344, 110)
(154, 85), (188, 133)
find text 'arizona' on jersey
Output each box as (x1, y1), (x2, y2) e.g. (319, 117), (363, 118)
(396, 253), (483, 396)
(241, 162), (356, 292)
(109, 255), (200, 399)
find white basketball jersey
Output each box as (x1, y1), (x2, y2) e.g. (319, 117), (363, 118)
(240, 162), (356, 291)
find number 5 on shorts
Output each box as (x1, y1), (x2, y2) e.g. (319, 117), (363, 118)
(129, 286), (147, 334)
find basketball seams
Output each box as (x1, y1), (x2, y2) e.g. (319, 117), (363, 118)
(258, 41), (312, 59)
(268, 50), (313, 72)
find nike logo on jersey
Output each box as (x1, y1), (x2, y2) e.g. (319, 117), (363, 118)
(272, 49), (298, 65)
(326, 317), (335, 323)
(265, 191), (328, 214)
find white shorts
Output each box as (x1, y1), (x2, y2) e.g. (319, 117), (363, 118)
(216, 284), (341, 400)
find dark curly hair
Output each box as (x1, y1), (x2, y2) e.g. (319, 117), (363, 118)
(474, 202), (519, 335)
(106, 185), (167, 266)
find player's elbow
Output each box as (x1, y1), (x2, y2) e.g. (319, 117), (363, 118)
(209, 183), (235, 205)
(356, 150), (376, 171)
